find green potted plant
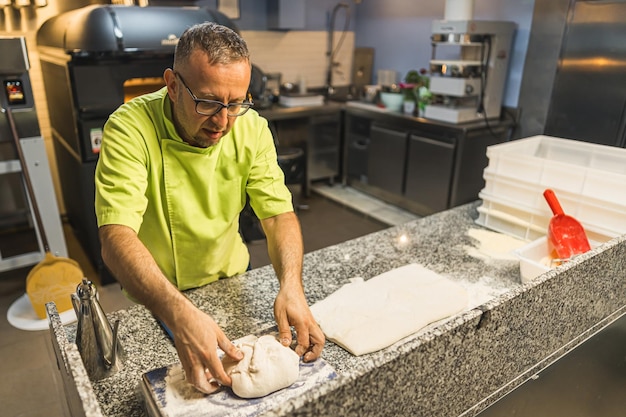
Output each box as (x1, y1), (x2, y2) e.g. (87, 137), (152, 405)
(400, 85), (418, 115)
(399, 69), (430, 116)
(417, 85), (432, 117)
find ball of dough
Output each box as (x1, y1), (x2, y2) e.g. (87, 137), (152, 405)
(222, 334), (300, 398)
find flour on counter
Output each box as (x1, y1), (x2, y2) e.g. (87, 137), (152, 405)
(464, 228), (527, 261)
(162, 364), (207, 412)
(458, 275), (513, 309)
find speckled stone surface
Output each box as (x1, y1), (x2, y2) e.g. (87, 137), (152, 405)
(47, 202), (626, 417)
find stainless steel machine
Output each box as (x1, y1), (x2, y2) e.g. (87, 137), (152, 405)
(0, 36), (67, 273)
(425, 20), (515, 124)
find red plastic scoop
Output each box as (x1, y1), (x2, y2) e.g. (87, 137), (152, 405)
(543, 189), (591, 260)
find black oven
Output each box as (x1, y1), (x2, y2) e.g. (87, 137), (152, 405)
(37, 5), (237, 283)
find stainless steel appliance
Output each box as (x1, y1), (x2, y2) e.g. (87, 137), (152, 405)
(37, 5), (237, 283)
(544, 0), (626, 148)
(425, 20), (516, 124)
(0, 36), (67, 273)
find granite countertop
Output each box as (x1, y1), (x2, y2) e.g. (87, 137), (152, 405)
(47, 202), (626, 417)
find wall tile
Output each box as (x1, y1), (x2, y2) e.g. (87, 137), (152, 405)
(243, 30), (355, 89)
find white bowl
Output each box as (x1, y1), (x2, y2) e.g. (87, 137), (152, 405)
(514, 236), (601, 284)
(379, 92), (403, 112)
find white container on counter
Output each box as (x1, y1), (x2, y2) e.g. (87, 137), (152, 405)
(515, 236), (602, 284)
(379, 92), (403, 112)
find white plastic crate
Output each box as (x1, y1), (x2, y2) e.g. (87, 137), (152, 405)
(476, 191), (618, 244)
(484, 135), (626, 206)
(475, 193), (547, 241)
(480, 171), (626, 238)
(477, 135), (626, 241)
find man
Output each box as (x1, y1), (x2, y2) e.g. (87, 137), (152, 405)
(95, 22), (324, 394)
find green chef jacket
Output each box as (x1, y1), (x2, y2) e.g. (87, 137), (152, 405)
(95, 87), (293, 290)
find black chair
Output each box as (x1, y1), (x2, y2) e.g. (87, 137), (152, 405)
(239, 124), (309, 243)
(239, 199), (265, 243)
(277, 146), (308, 211)
(239, 145), (308, 243)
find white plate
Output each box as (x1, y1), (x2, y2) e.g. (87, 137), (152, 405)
(7, 293), (76, 331)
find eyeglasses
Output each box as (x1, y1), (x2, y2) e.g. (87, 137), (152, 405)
(175, 72), (253, 117)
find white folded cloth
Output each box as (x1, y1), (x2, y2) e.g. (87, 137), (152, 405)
(310, 263), (468, 356)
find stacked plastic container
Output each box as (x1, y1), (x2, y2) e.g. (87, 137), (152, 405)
(475, 135), (626, 282)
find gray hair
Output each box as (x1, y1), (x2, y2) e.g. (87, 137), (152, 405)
(174, 22), (250, 69)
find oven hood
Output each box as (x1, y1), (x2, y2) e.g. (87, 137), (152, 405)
(36, 5), (238, 55)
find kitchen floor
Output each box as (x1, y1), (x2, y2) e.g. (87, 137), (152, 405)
(0, 185), (402, 417)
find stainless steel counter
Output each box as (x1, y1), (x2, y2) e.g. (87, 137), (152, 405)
(344, 101), (517, 132)
(255, 99), (515, 129)
(256, 101), (343, 121)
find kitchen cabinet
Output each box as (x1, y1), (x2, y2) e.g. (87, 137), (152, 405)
(267, 0), (305, 30)
(345, 114), (370, 182)
(308, 113), (341, 185)
(264, 105), (342, 195)
(404, 133), (455, 213)
(367, 123), (407, 196)
(343, 104), (513, 216)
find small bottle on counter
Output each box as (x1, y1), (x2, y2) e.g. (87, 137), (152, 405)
(298, 75), (307, 95)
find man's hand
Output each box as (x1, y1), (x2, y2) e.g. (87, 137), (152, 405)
(274, 286), (325, 362)
(170, 305), (244, 394)
(99, 225), (244, 394)
(260, 212), (325, 362)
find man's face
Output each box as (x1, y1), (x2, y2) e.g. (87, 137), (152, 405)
(166, 50), (251, 148)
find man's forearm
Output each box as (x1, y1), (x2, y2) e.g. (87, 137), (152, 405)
(262, 212), (325, 360)
(98, 224), (192, 327)
(261, 212), (304, 290)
